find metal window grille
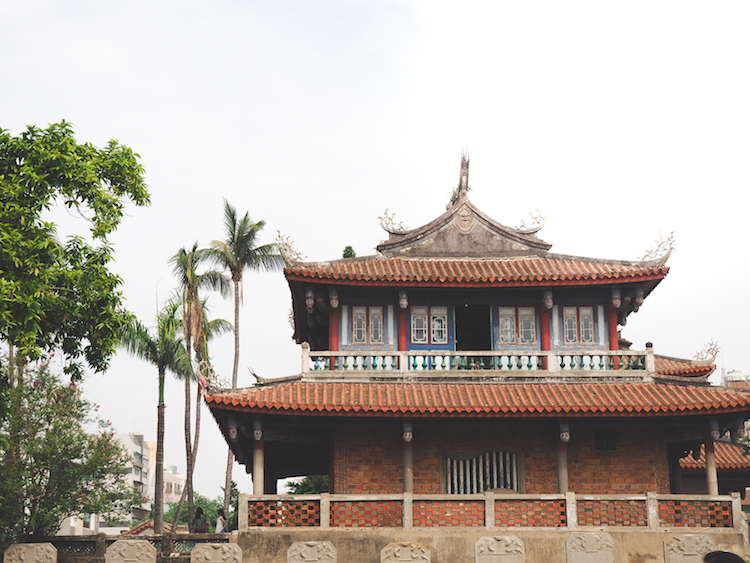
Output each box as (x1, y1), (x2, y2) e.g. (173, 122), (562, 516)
(445, 451), (518, 494)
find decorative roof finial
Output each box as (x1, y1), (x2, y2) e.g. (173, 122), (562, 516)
(692, 340), (720, 365)
(640, 231), (676, 265)
(459, 148), (470, 195)
(276, 231), (306, 266)
(448, 150), (470, 208)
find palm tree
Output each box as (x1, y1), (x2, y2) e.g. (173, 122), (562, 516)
(169, 244), (229, 530)
(207, 200), (283, 513)
(169, 304), (231, 531)
(118, 298), (192, 534)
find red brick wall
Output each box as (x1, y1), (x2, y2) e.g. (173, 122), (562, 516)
(332, 419), (670, 495)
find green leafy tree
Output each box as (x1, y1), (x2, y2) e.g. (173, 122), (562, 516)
(118, 298), (192, 534)
(0, 121), (149, 382)
(0, 362), (137, 551)
(286, 475), (329, 494)
(207, 200), (282, 514)
(342, 246), (356, 258)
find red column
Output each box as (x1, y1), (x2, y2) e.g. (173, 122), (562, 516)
(398, 308), (408, 351)
(540, 307), (550, 369)
(608, 308), (619, 370)
(329, 310), (339, 352)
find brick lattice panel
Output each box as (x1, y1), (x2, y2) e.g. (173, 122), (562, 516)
(495, 499), (567, 527)
(413, 500), (485, 527)
(658, 500), (733, 528)
(577, 499), (647, 527)
(247, 500), (320, 527)
(330, 501), (402, 527)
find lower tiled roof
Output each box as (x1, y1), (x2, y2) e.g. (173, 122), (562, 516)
(680, 441), (750, 471)
(205, 381), (750, 418)
(655, 356), (714, 378)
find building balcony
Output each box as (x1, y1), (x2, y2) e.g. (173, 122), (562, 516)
(301, 343), (656, 380)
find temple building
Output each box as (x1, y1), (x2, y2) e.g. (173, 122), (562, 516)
(205, 156), (750, 561)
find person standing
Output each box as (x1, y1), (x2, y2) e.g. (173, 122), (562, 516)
(215, 508), (228, 533)
(193, 507), (207, 534)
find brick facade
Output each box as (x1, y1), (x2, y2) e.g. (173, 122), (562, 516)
(332, 419), (671, 495)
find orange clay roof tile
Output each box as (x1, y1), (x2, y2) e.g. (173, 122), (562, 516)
(206, 381), (750, 419)
(285, 257), (667, 287)
(680, 441), (750, 471)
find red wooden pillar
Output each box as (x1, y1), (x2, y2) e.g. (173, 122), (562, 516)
(608, 308), (619, 370)
(329, 310), (339, 351)
(398, 308), (408, 371)
(398, 308), (408, 351)
(540, 306), (551, 369)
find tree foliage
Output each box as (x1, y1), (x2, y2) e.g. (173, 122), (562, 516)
(0, 362), (138, 551)
(162, 481), (238, 532)
(342, 246), (356, 259)
(286, 475), (329, 494)
(0, 121), (149, 380)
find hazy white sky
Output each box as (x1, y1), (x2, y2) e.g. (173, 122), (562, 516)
(3, 1), (750, 499)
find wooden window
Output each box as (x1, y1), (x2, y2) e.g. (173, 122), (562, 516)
(369, 307), (383, 344)
(352, 307), (367, 343)
(411, 306), (448, 345)
(499, 307), (536, 345)
(563, 306), (595, 345)
(352, 306), (383, 345)
(445, 451), (519, 494)
(411, 307), (428, 343)
(579, 307), (594, 344)
(431, 307), (448, 344)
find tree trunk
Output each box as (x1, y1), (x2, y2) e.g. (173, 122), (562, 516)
(172, 373), (193, 530)
(224, 277), (241, 513)
(154, 367), (166, 534)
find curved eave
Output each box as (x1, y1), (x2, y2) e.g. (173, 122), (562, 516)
(285, 272), (666, 289)
(205, 382), (750, 420)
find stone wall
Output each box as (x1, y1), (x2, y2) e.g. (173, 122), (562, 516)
(235, 528), (748, 563)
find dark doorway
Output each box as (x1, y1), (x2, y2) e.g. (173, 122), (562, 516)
(454, 305), (492, 351)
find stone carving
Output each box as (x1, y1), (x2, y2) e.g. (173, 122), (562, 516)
(514, 210), (546, 234)
(692, 340), (720, 364)
(191, 544), (242, 563)
(4, 543), (57, 563)
(475, 536), (525, 563)
(641, 231), (676, 263)
(106, 540), (157, 563)
(566, 533), (614, 563)
(455, 206), (477, 234)
(288, 541), (336, 563)
(664, 535), (716, 563)
(381, 542), (430, 562)
(379, 209), (408, 234)
(276, 231), (306, 266)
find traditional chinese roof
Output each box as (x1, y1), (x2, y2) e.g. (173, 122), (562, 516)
(285, 255), (668, 289)
(205, 381), (750, 419)
(680, 441), (750, 472)
(655, 355), (715, 379)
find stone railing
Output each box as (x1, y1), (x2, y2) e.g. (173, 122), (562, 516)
(240, 492), (744, 533)
(301, 345), (654, 376)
